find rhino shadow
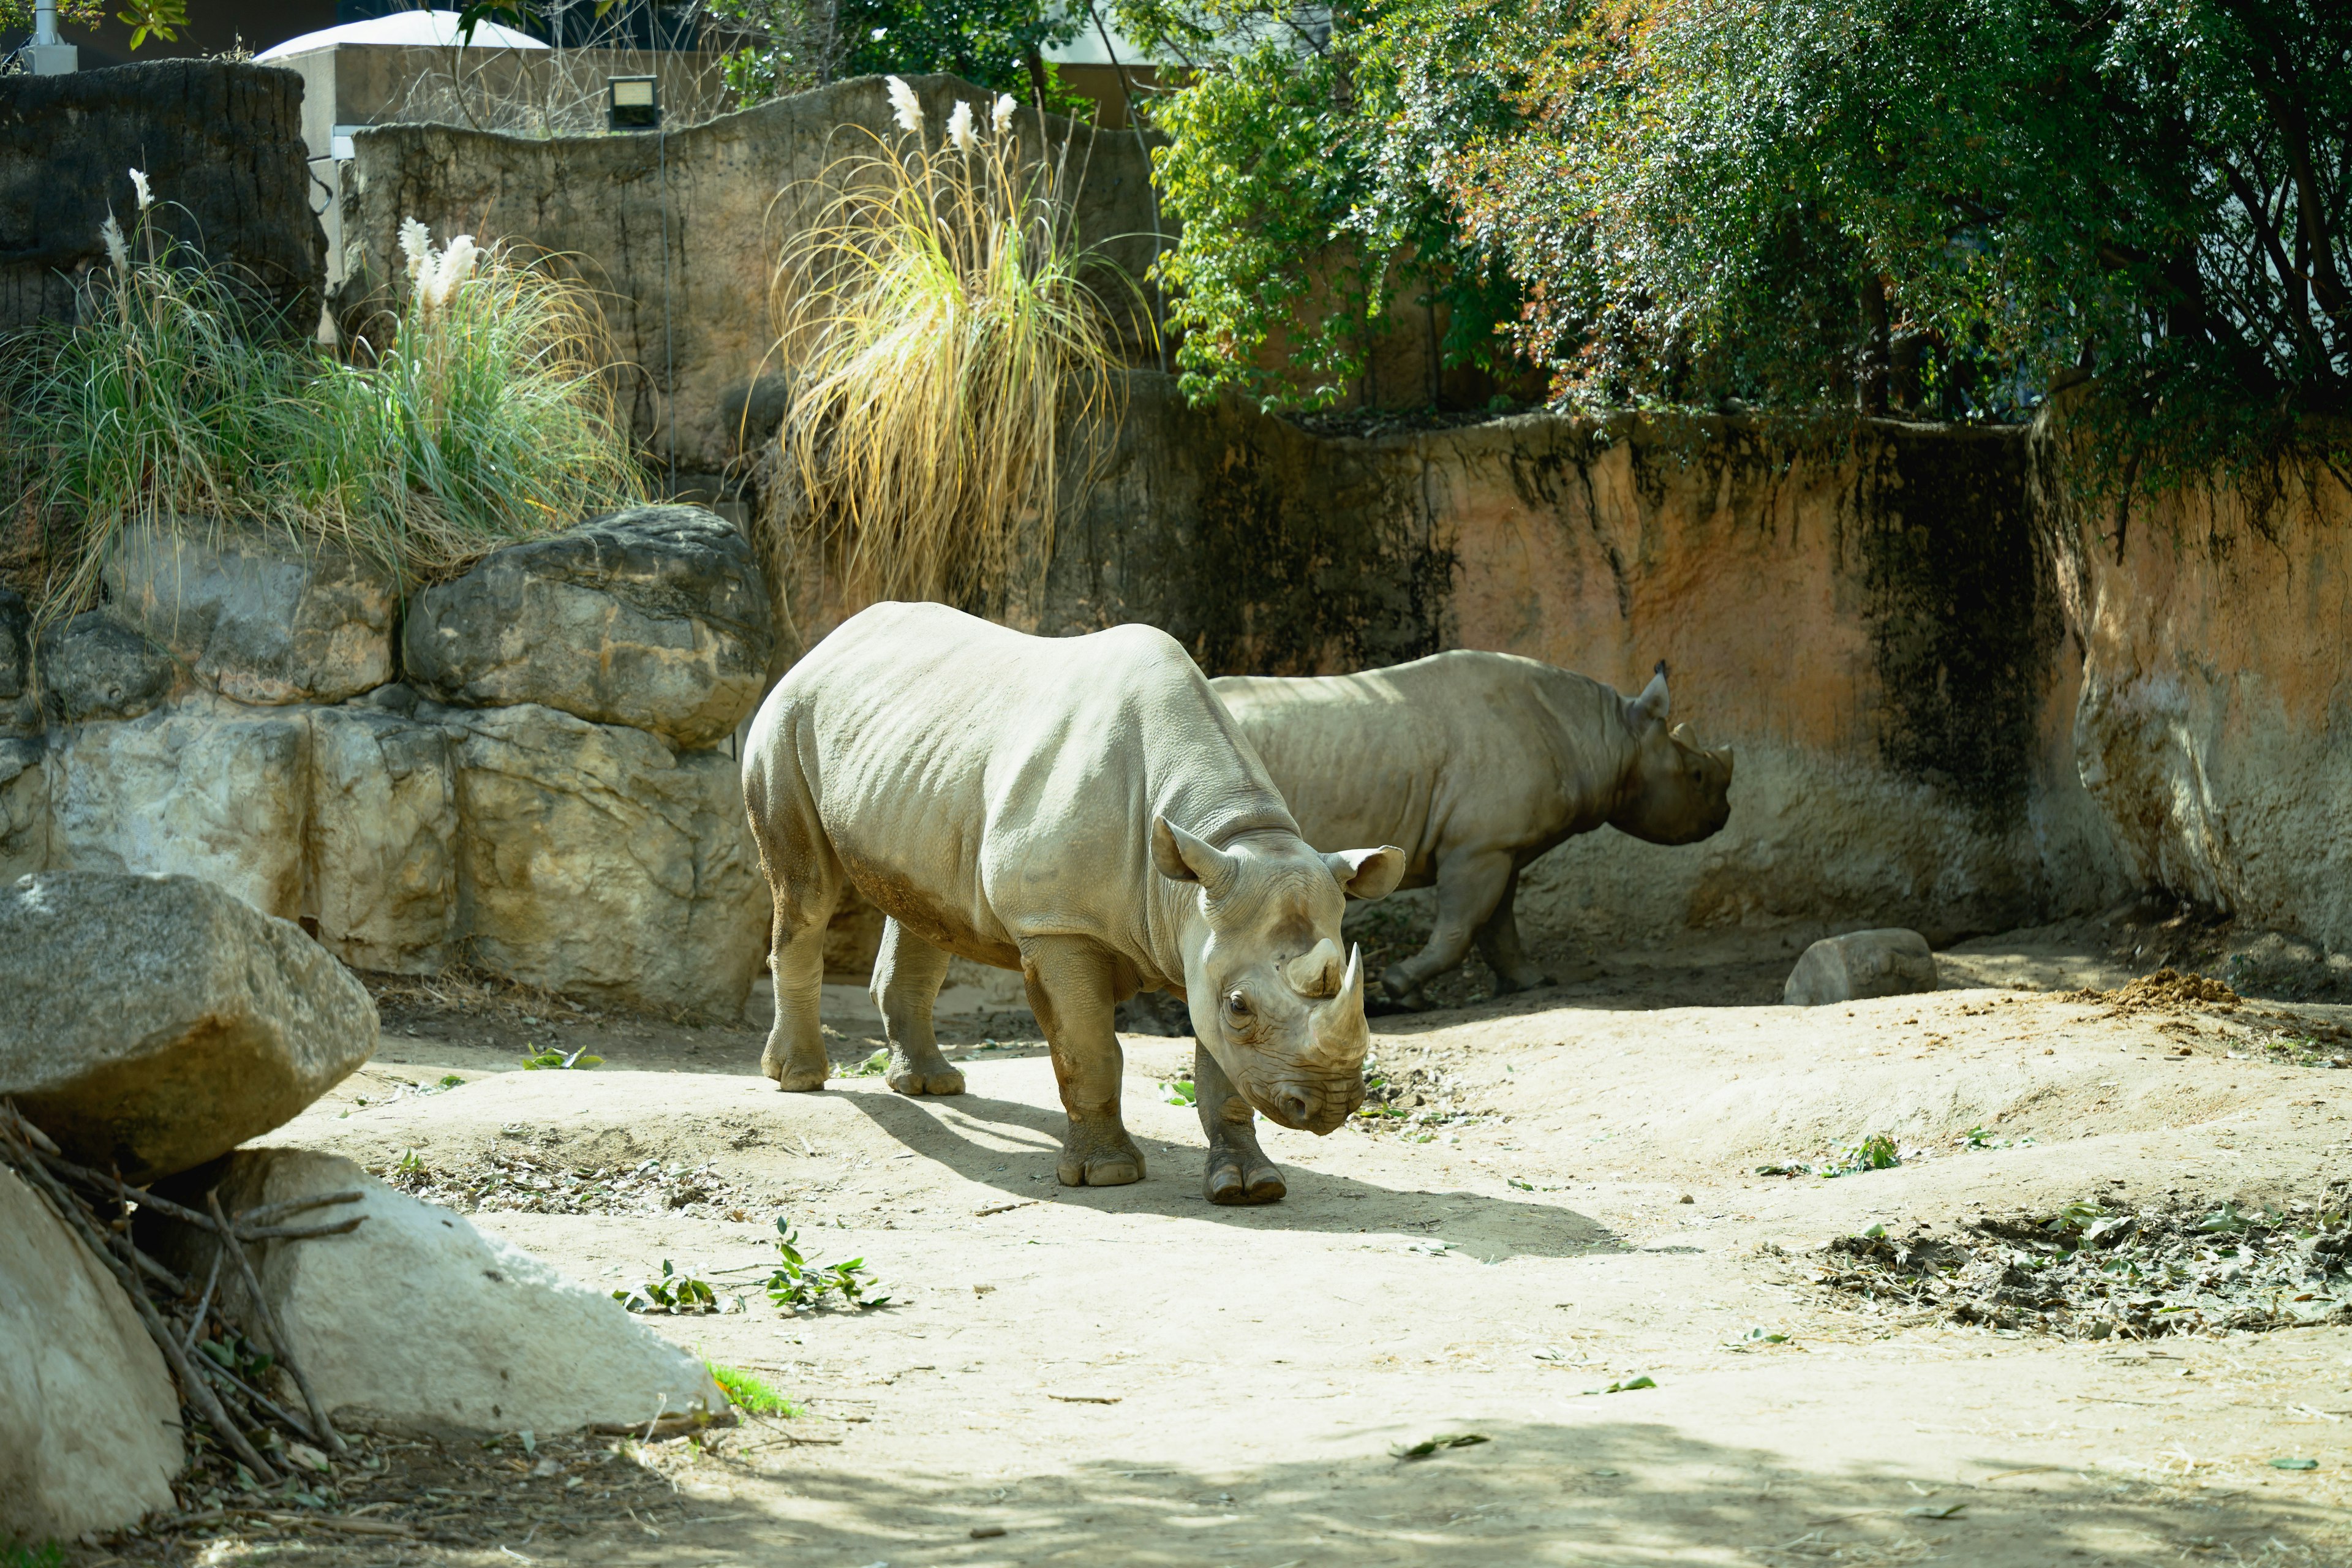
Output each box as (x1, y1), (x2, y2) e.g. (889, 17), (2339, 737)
(839, 1088), (1629, 1261)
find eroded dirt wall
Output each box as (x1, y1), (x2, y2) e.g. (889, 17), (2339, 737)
(1042, 386), (2130, 952)
(2035, 415), (2352, 951)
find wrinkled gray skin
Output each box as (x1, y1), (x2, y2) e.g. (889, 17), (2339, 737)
(742, 604), (1406, 1204)
(1214, 651), (1733, 1009)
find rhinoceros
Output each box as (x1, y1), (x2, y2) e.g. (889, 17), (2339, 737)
(1212, 651), (1733, 1009)
(741, 603), (1406, 1204)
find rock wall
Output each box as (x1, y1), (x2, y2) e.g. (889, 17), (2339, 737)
(2035, 416), (2352, 953)
(0, 60), (324, 331)
(8, 507), (772, 1019)
(337, 75), (1163, 487)
(1012, 385), (2133, 954)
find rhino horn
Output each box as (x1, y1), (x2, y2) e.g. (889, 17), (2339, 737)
(1151, 815), (1238, 899)
(1286, 937), (1344, 998)
(1716, 745), (1735, 777)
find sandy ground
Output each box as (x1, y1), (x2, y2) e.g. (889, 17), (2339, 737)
(91, 925), (2352, 1567)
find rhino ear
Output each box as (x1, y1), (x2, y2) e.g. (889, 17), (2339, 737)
(1324, 845), (1406, 902)
(1627, 660), (1670, 730)
(1153, 816), (1237, 897)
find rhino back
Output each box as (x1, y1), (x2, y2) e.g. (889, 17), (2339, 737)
(772, 605), (1294, 968)
(1214, 650), (1632, 881)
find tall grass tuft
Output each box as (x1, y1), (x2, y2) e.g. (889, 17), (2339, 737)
(1, 179), (645, 625)
(769, 80), (1135, 619)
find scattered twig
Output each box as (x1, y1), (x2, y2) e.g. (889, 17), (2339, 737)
(184, 1248), (224, 1354)
(209, 1189), (346, 1454)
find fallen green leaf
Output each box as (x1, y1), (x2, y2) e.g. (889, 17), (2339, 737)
(1904, 1502), (1967, 1518)
(1390, 1433), (1491, 1460)
(1604, 1375), (1657, 1392)
(2270, 1457), (2319, 1471)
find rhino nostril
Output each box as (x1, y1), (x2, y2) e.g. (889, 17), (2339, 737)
(1276, 1089), (1312, 1125)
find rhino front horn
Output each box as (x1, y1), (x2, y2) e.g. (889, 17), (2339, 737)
(1286, 937), (1344, 998)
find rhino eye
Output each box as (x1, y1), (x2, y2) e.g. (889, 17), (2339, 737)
(1223, 990), (1252, 1025)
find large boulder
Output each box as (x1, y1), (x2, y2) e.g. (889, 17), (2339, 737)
(0, 1166), (182, 1539)
(403, 505), (772, 749)
(37, 610), (179, 724)
(153, 1149), (726, 1434)
(104, 522), (396, 706)
(0, 871), (378, 1180)
(0, 585), (37, 734)
(305, 698), (457, 974)
(1784, 928), (1940, 1006)
(440, 701), (769, 1019)
(47, 698), (311, 918)
(0, 734), (43, 880)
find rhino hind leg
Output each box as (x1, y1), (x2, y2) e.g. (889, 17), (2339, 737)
(1194, 1041), (1284, 1205)
(764, 910), (832, 1092)
(1021, 937), (1146, 1187)
(871, 918), (965, 1096)
(1381, 850), (1515, 1009)
(1472, 865), (1555, 994)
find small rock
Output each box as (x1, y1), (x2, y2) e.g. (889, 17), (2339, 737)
(150, 1149), (728, 1434)
(0, 1164), (182, 1539)
(37, 611), (178, 725)
(0, 871), (379, 1180)
(1678, 1194), (1695, 1204)
(1784, 929), (1939, 1006)
(103, 522), (397, 705)
(402, 504), (772, 749)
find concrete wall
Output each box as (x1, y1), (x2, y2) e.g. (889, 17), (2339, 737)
(0, 61), (323, 331)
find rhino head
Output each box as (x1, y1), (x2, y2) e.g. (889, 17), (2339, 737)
(1152, 817), (1405, 1133)
(1608, 662), (1735, 845)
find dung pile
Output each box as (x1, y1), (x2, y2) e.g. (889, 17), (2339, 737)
(2070, 967), (2241, 1016)
(1810, 1191), (2352, 1339)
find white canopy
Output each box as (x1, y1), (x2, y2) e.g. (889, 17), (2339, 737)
(255, 9), (548, 61)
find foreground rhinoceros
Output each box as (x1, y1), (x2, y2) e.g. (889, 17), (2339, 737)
(1213, 651), (1732, 1009)
(742, 603), (1405, 1204)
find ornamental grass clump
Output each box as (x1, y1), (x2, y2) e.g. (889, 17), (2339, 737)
(2, 173), (644, 624)
(769, 77), (1134, 617)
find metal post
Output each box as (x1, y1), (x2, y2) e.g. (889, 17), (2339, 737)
(28, 0), (80, 74)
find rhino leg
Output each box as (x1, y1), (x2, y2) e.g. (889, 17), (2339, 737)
(1472, 865), (1554, 993)
(1381, 850), (1513, 1009)
(764, 908), (832, 1092)
(871, 918), (965, 1096)
(1194, 1040), (1285, 1205)
(1022, 937), (1146, 1187)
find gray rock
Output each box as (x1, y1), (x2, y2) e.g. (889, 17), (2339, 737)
(441, 701), (769, 1020)
(1784, 928), (1940, 1006)
(0, 585), (37, 734)
(104, 522), (397, 705)
(48, 698), (311, 919)
(152, 1149), (726, 1434)
(0, 1165), (182, 1539)
(404, 504), (772, 749)
(2223, 930), (2352, 1003)
(0, 734), (43, 880)
(37, 610), (178, 723)
(306, 704), (457, 975)
(0, 870), (378, 1181)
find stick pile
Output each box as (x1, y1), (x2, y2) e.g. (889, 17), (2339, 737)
(0, 1099), (366, 1487)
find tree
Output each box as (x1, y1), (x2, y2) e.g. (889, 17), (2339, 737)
(706, 0), (1081, 105)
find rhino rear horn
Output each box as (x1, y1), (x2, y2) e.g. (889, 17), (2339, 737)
(1286, 937), (1344, 998)
(1152, 816), (1238, 899)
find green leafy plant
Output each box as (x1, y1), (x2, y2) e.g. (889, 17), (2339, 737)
(437, 1074), (467, 1089)
(767, 78), (1133, 622)
(840, 1049), (891, 1078)
(0, 1542), (66, 1568)
(709, 1362), (802, 1417)
(766, 1219), (889, 1310)
(522, 1046), (603, 1071)
(614, 1259), (721, 1314)
(1161, 1076), (1197, 1107)
(393, 1148), (426, 1176)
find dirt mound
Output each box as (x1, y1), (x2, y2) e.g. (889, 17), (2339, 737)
(1811, 1190), (2352, 1340)
(2070, 967), (2241, 1015)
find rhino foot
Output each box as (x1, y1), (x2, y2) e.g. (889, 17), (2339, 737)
(764, 1042), (831, 1093)
(885, 1045), (966, 1096)
(1204, 1152), (1285, 1205)
(1057, 1125), (1145, 1187)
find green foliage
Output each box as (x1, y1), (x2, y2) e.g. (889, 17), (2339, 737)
(709, 1362), (802, 1417)
(613, 1259), (721, 1314)
(841, 1049), (891, 1077)
(521, 1047), (603, 1070)
(766, 1219), (889, 1310)
(707, 0), (1082, 108)
(1161, 1076), (1196, 1106)
(1, 1543), (66, 1568)
(2, 184), (644, 626)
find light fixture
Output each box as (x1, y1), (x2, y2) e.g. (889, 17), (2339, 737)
(608, 75), (660, 132)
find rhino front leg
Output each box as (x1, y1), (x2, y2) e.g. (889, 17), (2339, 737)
(1194, 1040), (1285, 1205)
(1381, 850), (1513, 1009)
(871, 919), (965, 1096)
(1472, 864), (1554, 993)
(1021, 937), (1146, 1187)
